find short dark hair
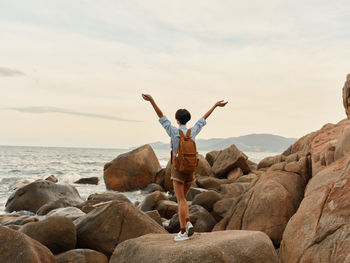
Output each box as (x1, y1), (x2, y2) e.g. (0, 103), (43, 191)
(175, 109), (191, 125)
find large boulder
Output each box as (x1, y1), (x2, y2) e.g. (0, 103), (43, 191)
(74, 201), (167, 257)
(205, 150), (220, 166)
(196, 176), (228, 191)
(335, 125), (350, 160)
(155, 200), (178, 219)
(103, 144), (161, 191)
(215, 170), (305, 246)
(55, 249), (108, 263)
(0, 225), (56, 263)
(110, 231), (280, 263)
(191, 190), (222, 212)
(37, 197), (82, 215)
(167, 205), (216, 233)
(139, 190), (168, 212)
(5, 180), (83, 213)
(211, 144), (250, 178)
(20, 216), (77, 254)
(280, 155), (350, 263)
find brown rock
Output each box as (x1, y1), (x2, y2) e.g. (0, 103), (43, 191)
(212, 198), (235, 221)
(103, 144), (161, 191)
(166, 205), (216, 233)
(154, 168), (166, 186)
(74, 201), (167, 257)
(46, 207), (86, 221)
(215, 170), (305, 246)
(186, 187), (208, 201)
(20, 216), (77, 254)
(5, 181), (83, 213)
(227, 167), (243, 181)
(55, 249), (108, 263)
(191, 190), (222, 212)
(0, 225), (56, 263)
(45, 175), (58, 183)
(196, 176), (228, 191)
(139, 191), (168, 212)
(37, 197), (82, 216)
(155, 200), (178, 219)
(110, 231), (280, 263)
(212, 144), (250, 178)
(268, 161), (286, 171)
(205, 150), (220, 166)
(11, 180), (30, 190)
(74, 177), (99, 185)
(258, 154), (285, 169)
(335, 125), (350, 160)
(0, 214), (38, 226)
(142, 183), (164, 193)
(280, 155), (350, 263)
(87, 192), (131, 203)
(343, 73), (350, 119)
(145, 210), (163, 226)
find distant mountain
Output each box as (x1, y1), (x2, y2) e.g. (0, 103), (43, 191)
(149, 134), (297, 153)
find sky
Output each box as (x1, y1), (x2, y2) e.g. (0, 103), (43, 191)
(0, 0), (349, 149)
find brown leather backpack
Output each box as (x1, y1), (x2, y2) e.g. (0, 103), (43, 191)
(174, 129), (198, 174)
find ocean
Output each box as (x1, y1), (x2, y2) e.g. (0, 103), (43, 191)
(0, 145), (278, 215)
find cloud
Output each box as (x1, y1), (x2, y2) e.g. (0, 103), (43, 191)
(7, 106), (141, 122)
(0, 66), (25, 77)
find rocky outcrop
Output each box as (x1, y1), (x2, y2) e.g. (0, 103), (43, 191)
(343, 74), (350, 119)
(110, 231), (280, 263)
(103, 144), (161, 191)
(280, 155), (350, 263)
(55, 249), (108, 263)
(74, 201), (167, 257)
(20, 216), (77, 254)
(215, 170), (305, 246)
(5, 180), (83, 213)
(0, 225), (56, 263)
(211, 144), (250, 178)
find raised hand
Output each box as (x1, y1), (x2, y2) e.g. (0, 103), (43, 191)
(215, 100), (228, 107)
(142, 94), (154, 102)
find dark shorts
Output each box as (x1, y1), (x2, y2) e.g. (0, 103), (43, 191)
(170, 164), (195, 184)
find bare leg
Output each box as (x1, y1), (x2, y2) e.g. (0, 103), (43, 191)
(183, 182), (192, 220)
(173, 180), (188, 230)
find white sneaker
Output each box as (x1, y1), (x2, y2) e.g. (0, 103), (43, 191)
(186, 221), (194, 237)
(174, 231), (189, 242)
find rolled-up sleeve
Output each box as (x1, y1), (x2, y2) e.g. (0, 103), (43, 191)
(159, 116), (176, 138)
(190, 117), (207, 138)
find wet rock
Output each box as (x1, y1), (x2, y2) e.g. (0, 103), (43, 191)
(74, 177), (99, 185)
(110, 230), (280, 263)
(45, 175), (58, 183)
(55, 249), (108, 263)
(5, 180), (83, 214)
(20, 216), (77, 254)
(103, 144), (161, 191)
(167, 205), (216, 233)
(74, 201), (167, 257)
(0, 225), (56, 263)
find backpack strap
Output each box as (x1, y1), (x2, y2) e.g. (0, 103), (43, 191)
(186, 129), (191, 138)
(179, 129), (185, 138)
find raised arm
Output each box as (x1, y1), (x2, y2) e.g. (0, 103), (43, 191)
(203, 100), (228, 120)
(142, 94), (164, 118)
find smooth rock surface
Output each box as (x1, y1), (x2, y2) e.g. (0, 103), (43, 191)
(55, 249), (108, 263)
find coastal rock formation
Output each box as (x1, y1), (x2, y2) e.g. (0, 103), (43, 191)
(211, 144), (251, 177)
(279, 155), (350, 263)
(214, 170), (305, 246)
(343, 73), (350, 119)
(5, 180), (83, 213)
(110, 231), (280, 263)
(19, 216), (77, 254)
(55, 249), (108, 263)
(74, 201), (167, 257)
(0, 225), (56, 263)
(103, 144), (161, 191)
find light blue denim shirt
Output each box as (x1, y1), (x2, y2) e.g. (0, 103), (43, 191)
(159, 116), (207, 155)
